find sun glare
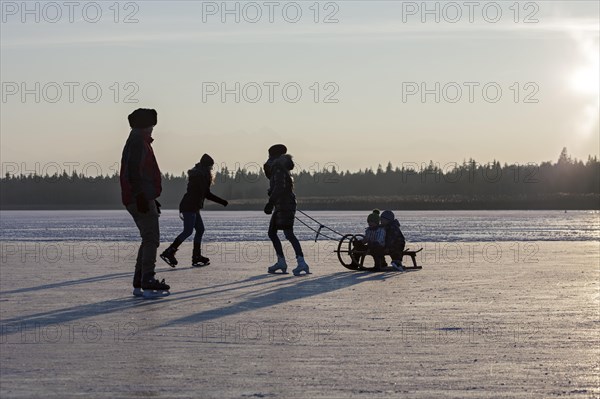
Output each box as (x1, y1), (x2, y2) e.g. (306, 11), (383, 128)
(568, 31), (599, 136)
(570, 63), (600, 98)
(569, 32), (600, 103)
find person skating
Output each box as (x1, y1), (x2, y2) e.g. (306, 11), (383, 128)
(263, 145), (310, 276)
(160, 154), (228, 267)
(380, 210), (406, 272)
(120, 108), (170, 298)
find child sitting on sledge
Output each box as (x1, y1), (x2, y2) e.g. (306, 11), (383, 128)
(380, 210), (406, 272)
(360, 210), (387, 271)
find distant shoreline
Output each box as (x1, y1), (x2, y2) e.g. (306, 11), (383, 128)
(1, 194), (598, 211)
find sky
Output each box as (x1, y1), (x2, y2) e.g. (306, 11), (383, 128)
(1, 0), (599, 176)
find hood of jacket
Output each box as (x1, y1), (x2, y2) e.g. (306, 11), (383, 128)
(272, 154), (294, 171)
(263, 157), (275, 179)
(389, 219), (400, 229)
(188, 163), (212, 178)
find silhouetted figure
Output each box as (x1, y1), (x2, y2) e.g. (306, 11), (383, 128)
(263, 144), (310, 276)
(362, 209), (386, 271)
(380, 210), (406, 271)
(160, 154), (228, 267)
(120, 108), (170, 298)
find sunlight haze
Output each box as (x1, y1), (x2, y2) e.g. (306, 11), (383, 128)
(1, 1), (598, 175)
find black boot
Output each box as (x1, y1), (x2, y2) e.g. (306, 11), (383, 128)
(133, 268), (142, 288)
(372, 256), (384, 272)
(141, 272), (170, 298)
(160, 239), (182, 267)
(132, 268), (143, 297)
(192, 242), (210, 267)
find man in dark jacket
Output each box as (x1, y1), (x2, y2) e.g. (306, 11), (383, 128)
(160, 154), (228, 267)
(120, 108), (170, 298)
(263, 145), (309, 276)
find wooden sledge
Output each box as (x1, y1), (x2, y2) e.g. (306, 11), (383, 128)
(334, 234), (423, 271)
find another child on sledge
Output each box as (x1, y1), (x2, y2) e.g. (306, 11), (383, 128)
(380, 210), (406, 271)
(361, 209), (387, 271)
(160, 154), (228, 267)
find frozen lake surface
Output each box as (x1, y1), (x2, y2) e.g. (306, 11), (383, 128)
(1, 241), (598, 398)
(1, 210), (598, 242)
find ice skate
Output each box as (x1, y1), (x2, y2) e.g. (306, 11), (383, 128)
(141, 273), (170, 298)
(268, 256), (288, 274)
(159, 246), (178, 267)
(192, 255), (210, 267)
(192, 241), (210, 267)
(292, 256), (310, 276)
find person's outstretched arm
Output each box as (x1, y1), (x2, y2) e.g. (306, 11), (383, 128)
(206, 191), (228, 207)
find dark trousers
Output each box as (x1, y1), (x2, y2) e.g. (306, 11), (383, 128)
(367, 242), (385, 268)
(175, 211), (205, 244)
(387, 240), (406, 262)
(126, 200), (160, 278)
(268, 212), (303, 259)
(368, 242), (385, 257)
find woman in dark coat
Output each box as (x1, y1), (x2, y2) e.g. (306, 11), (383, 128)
(263, 145), (309, 276)
(160, 154), (228, 267)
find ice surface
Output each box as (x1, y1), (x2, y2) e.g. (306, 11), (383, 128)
(1, 210), (598, 242)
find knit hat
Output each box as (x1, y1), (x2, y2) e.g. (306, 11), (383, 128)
(128, 108), (157, 128)
(200, 153), (214, 167)
(268, 144), (287, 158)
(381, 210), (395, 222)
(367, 209), (380, 225)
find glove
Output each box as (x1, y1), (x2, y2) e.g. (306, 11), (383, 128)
(136, 193), (149, 214)
(216, 198), (228, 207)
(264, 202), (274, 215)
(155, 200), (162, 214)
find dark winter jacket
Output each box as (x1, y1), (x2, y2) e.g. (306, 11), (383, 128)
(383, 219), (406, 249)
(263, 156), (276, 196)
(120, 129), (162, 206)
(266, 155), (297, 230)
(268, 155), (297, 211)
(179, 163), (226, 212)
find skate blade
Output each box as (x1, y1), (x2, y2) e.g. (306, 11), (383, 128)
(293, 271), (311, 276)
(192, 262), (210, 267)
(142, 290), (170, 299)
(267, 269), (288, 275)
(159, 255), (177, 268)
(132, 288), (143, 297)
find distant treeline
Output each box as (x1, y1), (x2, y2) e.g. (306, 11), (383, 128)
(1, 149), (599, 210)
